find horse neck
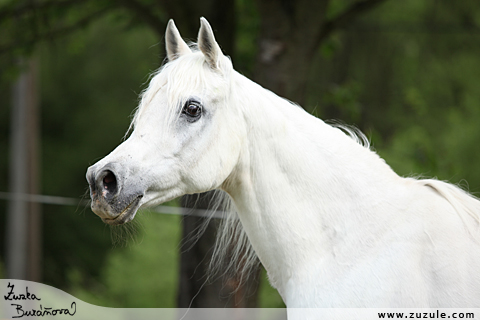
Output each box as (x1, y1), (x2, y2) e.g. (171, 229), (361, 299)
(222, 72), (400, 294)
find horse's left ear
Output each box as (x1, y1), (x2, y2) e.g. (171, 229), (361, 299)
(198, 17), (223, 69)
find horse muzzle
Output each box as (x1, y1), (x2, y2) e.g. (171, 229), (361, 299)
(86, 163), (144, 225)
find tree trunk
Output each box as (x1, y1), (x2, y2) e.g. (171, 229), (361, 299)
(254, 0), (388, 106)
(178, 194), (260, 307)
(254, 0), (330, 105)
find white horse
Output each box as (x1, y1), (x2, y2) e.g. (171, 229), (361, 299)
(87, 18), (480, 309)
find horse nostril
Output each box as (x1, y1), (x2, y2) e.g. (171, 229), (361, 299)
(102, 170), (118, 194)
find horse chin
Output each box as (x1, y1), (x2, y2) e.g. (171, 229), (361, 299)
(102, 195), (143, 226)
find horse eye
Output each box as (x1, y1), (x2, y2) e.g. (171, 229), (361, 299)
(182, 101), (202, 118)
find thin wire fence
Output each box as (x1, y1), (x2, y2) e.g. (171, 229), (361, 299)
(0, 191), (227, 219)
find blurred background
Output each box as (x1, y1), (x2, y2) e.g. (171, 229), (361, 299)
(0, 0), (479, 308)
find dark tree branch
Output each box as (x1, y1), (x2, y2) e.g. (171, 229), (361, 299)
(312, 0), (388, 56)
(0, 5), (111, 55)
(116, 0), (165, 36)
(0, 0), (166, 55)
(0, 0), (85, 22)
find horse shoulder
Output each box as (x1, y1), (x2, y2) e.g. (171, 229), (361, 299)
(283, 178), (480, 307)
(393, 178), (480, 304)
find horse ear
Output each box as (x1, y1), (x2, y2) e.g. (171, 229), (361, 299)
(166, 19), (192, 61)
(198, 17), (223, 69)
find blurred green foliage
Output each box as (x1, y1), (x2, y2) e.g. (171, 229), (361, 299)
(37, 15), (159, 291)
(309, 0), (480, 194)
(1, 0), (480, 309)
(68, 211), (181, 307)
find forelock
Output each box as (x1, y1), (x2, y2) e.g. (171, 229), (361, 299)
(130, 50), (231, 134)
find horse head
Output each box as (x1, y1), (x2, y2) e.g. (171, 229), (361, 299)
(86, 18), (243, 225)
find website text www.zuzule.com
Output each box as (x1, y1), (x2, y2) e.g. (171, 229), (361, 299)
(378, 310), (475, 319)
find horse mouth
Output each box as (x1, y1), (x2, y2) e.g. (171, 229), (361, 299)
(102, 195), (143, 225)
